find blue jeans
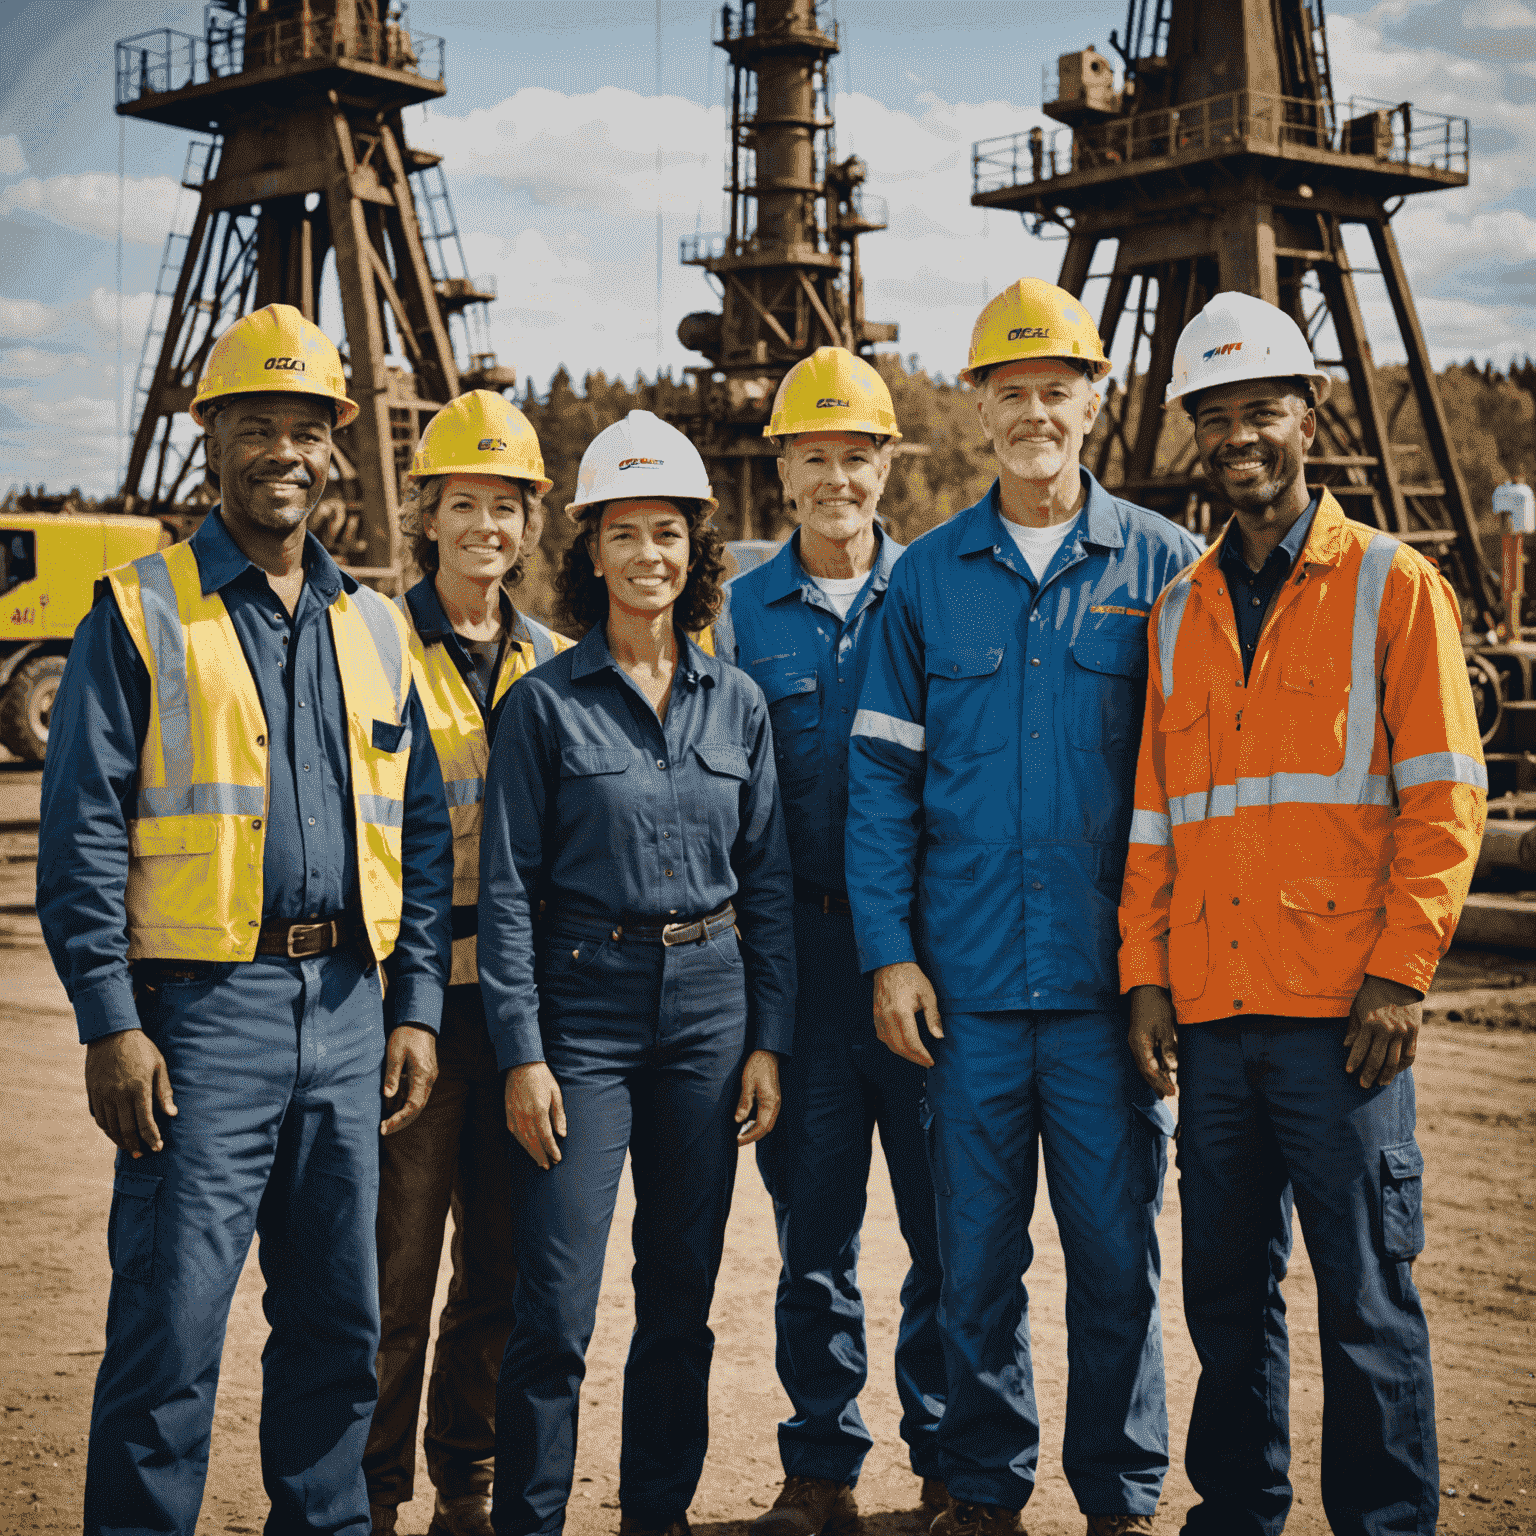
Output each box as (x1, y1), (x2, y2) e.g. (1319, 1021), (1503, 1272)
(924, 1009), (1172, 1516)
(84, 950), (387, 1536)
(1176, 1022), (1437, 1536)
(755, 900), (944, 1486)
(492, 924), (749, 1536)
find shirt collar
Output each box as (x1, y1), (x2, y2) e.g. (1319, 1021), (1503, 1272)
(569, 622), (721, 687)
(190, 506), (351, 603)
(1218, 493), (1320, 582)
(405, 574), (514, 649)
(958, 468), (1122, 557)
(763, 524), (901, 605)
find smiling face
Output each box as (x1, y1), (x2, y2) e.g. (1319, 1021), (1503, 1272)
(426, 474), (528, 586)
(777, 431), (892, 543)
(1191, 380), (1315, 512)
(205, 392), (333, 537)
(590, 499), (691, 619)
(976, 359), (1099, 486)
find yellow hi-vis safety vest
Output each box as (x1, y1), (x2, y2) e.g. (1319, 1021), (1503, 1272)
(107, 540), (415, 965)
(400, 597), (571, 985)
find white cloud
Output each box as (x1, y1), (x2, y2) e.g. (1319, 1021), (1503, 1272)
(74, 288), (157, 354)
(1461, 0), (1536, 25)
(0, 296), (63, 342)
(0, 347), (93, 380)
(0, 136), (26, 178)
(0, 173), (181, 245)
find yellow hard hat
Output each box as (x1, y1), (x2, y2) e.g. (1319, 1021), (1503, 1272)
(190, 303), (359, 428)
(764, 347), (902, 443)
(961, 278), (1110, 386)
(408, 390), (553, 493)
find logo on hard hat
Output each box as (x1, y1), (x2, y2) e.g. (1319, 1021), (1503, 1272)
(264, 356), (306, 372)
(618, 457), (664, 470)
(1007, 327), (1049, 341)
(478, 437), (507, 452)
(816, 397), (851, 409)
(1202, 342), (1243, 361)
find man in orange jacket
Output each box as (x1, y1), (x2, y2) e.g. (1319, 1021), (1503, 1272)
(1119, 293), (1485, 1536)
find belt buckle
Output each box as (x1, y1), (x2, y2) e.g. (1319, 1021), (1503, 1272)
(286, 920), (334, 958)
(661, 920), (689, 947)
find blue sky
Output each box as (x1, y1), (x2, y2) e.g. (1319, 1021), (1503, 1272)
(1, 0), (1533, 495)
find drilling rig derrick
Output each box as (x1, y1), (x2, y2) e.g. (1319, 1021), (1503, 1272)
(676, 0), (897, 539)
(970, 0), (1498, 636)
(115, 0), (512, 585)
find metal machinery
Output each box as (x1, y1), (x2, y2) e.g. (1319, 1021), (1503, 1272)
(675, 0), (898, 538)
(971, 0), (1536, 929)
(114, 0), (514, 581)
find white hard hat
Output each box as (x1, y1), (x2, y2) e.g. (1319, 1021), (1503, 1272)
(566, 409), (717, 520)
(1165, 291), (1332, 410)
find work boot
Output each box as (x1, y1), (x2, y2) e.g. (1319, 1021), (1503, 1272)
(929, 1502), (1024, 1536)
(429, 1492), (494, 1536)
(370, 1506), (397, 1536)
(920, 1479), (951, 1514)
(750, 1476), (860, 1536)
(1085, 1518), (1155, 1535)
(619, 1516), (692, 1536)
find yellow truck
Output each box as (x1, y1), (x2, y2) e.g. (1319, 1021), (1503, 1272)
(0, 514), (169, 760)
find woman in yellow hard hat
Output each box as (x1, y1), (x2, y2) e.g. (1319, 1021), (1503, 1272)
(366, 390), (570, 1536)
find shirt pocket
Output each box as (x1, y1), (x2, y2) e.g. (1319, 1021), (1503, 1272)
(1276, 660), (1349, 775)
(756, 667), (821, 783)
(371, 718), (410, 752)
(1276, 874), (1384, 998)
(1157, 686), (1212, 802)
(924, 643), (1007, 758)
(556, 744), (633, 829)
(1067, 635), (1148, 754)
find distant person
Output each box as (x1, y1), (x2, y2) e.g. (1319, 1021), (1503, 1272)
(714, 349), (947, 1535)
(365, 392), (570, 1536)
(38, 303), (453, 1536)
(477, 411), (796, 1536)
(847, 279), (1201, 1536)
(1121, 291), (1486, 1536)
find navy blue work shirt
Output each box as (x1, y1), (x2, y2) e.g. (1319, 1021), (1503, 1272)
(477, 625), (797, 1070)
(1217, 493), (1320, 683)
(712, 524), (903, 894)
(38, 509), (454, 1044)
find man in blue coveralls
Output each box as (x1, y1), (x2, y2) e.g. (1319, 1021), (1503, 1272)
(38, 304), (454, 1536)
(846, 280), (1201, 1536)
(714, 348), (947, 1536)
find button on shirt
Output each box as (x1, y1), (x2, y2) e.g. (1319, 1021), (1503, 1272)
(38, 509), (454, 1042)
(477, 626), (797, 1069)
(711, 525), (903, 894)
(1218, 495), (1320, 684)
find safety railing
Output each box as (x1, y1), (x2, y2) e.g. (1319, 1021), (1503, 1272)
(715, 0), (839, 49)
(680, 232), (731, 265)
(115, 19), (444, 106)
(971, 90), (1468, 194)
(833, 185), (887, 230)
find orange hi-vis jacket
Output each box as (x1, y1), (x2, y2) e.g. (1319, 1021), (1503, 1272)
(1118, 492), (1487, 1020)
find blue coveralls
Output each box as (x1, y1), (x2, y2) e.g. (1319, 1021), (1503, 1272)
(845, 473), (1200, 1517)
(713, 527), (945, 1488)
(38, 512), (454, 1536)
(477, 626), (796, 1536)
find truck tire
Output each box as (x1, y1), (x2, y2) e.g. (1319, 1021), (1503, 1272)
(0, 654), (67, 761)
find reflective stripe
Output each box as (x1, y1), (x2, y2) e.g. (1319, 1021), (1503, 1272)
(351, 585), (405, 718)
(1157, 576), (1194, 700)
(1339, 534), (1399, 803)
(358, 794), (404, 828)
(1170, 772), (1394, 827)
(137, 783), (266, 818)
(136, 554), (195, 789)
(1393, 750), (1487, 791)
(851, 708), (926, 753)
(443, 776), (485, 809)
(1129, 808), (1172, 846)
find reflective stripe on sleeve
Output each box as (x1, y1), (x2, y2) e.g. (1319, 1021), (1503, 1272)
(1129, 808), (1172, 846)
(851, 708), (926, 753)
(1393, 751), (1488, 792)
(1157, 576), (1194, 700)
(357, 794), (405, 828)
(137, 783), (267, 818)
(443, 776), (485, 809)
(136, 554), (195, 789)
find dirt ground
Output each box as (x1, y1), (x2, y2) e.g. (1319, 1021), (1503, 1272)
(2, 764), (1533, 1533)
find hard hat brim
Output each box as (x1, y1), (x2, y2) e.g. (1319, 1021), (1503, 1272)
(565, 494), (720, 524)
(190, 382), (361, 431)
(1164, 367), (1333, 410)
(959, 355), (1113, 388)
(764, 424), (904, 445)
(408, 463), (554, 494)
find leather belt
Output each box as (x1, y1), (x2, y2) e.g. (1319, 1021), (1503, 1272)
(793, 877), (852, 915)
(254, 917), (362, 959)
(583, 901), (736, 946)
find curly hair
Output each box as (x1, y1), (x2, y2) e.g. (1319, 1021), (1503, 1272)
(556, 499), (727, 638)
(399, 472), (544, 587)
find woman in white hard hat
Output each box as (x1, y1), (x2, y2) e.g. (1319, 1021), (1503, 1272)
(366, 391), (571, 1536)
(477, 410), (797, 1536)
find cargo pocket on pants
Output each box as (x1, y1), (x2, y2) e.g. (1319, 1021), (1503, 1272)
(108, 1169), (162, 1284)
(1380, 1142), (1425, 1259)
(918, 1097), (950, 1198)
(1132, 1096), (1177, 1205)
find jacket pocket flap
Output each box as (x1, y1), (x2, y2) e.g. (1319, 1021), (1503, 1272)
(1382, 1142), (1423, 1181)
(559, 745), (632, 778)
(1071, 636), (1148, 679)
(694, 741), (750, 779)
(1279, 876), (1383, 915)
(1157, 690), (1209, 733)
(1171, 885), (1204, 925)
(757, 670), (818, 705)
(926, 643), (1005, 680)
(371, 718), (409, 752)
(1135, 1098), (1178, 1137)
(1280, 660), (1344, 696)
(129, 817), (219, 858)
